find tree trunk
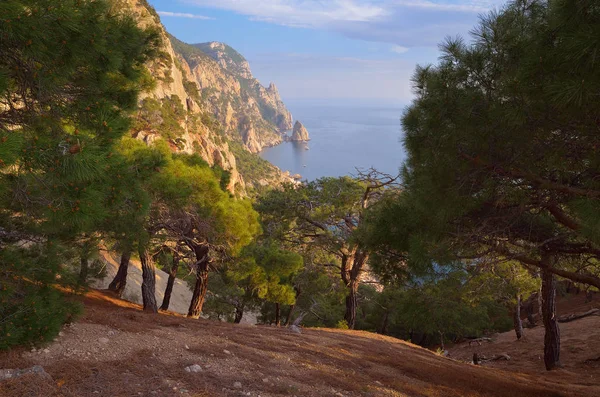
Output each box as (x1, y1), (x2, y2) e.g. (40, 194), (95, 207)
(344, 279), (359, 329)
(439, 331), (445, 351)
(187, 245), (210, 319)
(108, 250), (131, 298)
(275, 303), (281, 327)
(160, 255), (179, 311)
(525, 296), (536, 327)
(541, 256), (561, 370)
(78, 256), (88, 285)
(139, 247), (158, 313)
(378, 311), (390, 335)
(284, 304), (296, 327)
(513, 294), (523, 340)
(538, 284), (543, 322)
(341, 250), (368, 330)
(234, 303), (244, 324)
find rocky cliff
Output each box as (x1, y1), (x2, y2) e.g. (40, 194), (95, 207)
(117, 0), (294, 193)
(291, 121), (310, 141)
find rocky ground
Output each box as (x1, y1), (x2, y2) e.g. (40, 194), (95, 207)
(2, 290), (600, 397)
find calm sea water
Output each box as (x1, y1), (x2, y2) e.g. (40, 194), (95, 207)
(260, 102), (406, 181)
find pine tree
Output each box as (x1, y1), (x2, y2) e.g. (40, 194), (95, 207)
(0, 0), (158, 348)
(395, 0), (600, 370)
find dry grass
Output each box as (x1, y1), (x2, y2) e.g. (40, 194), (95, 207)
(1, 289), (599, 397)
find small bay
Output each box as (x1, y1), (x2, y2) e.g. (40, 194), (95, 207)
(260, 102), (406, 181)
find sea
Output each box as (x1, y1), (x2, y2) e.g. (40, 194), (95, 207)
(259, 101), (407, 181)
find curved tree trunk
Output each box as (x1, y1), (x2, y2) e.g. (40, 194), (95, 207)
(541, 254), (561, 370)
(341, 250), (368, 330)
(234, 303), (244, 324)
(187, 245), (210, 319)
(284, 304), (296, 327)
(160, 255), (180, 311)
(344, 280), (359, 329)
(108, 250), (131, 298)
(378, 311), (390, 335)
(513, 294), (523, 340)
(139, 247), (158, 313)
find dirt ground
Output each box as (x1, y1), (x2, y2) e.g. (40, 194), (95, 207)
(449, 293), (600, 385)
(1, 290), (599, 397)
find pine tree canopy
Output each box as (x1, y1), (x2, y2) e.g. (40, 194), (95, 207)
(392, 0), (600, 286)
(0, 0), (158, 349)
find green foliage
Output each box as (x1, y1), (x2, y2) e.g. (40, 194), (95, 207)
(229, 141), (279, 191)
(133, 96), (186, 139)
(335, 320), (350, 330)
(0, 0), (157, 348)
(0, 245), (82, 350)
(374, 0), (600, 293)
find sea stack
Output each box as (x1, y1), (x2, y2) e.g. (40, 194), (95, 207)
(291, 121), (310, 141)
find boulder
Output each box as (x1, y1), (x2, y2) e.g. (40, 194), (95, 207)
(0, 365), (52, 382)
(291, 121), (310, 141)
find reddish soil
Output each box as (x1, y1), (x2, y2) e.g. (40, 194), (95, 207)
(449, 292), (600, 393)
(1, 289), (599, 397)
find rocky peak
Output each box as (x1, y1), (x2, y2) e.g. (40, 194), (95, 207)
(291, 121), (310, 142)
(267, 82), (279, 95)
(194, 42), (253, 80)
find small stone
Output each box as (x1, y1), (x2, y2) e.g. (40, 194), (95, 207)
(98, 337), (109, 344)
(233, 382), (242, 389)
(185, 345), (189, 350)
(374, 381), (383, 386)
(262, 378), (269, 383)
(58, 332), (64, 337)
(184, 364), (202, 373)
(223, 349), (231, 355)
(107, 330), (116, 336)
(43, 348), (50, 354)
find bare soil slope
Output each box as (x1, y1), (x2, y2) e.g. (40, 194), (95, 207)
(449, 293), (600, 390)
(1, 290), (599, 397)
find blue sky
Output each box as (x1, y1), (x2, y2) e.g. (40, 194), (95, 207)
(147, 0), (507, 105)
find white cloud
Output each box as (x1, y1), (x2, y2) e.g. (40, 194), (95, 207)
(391, 45), (409, 54)
(392, 0), (504, 13)
(181, 0), (387, 27)
(157, 11), (214, 20)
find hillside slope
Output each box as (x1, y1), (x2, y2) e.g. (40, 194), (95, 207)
(450, 293), (600, 381)
(1, 290), (598, 397)
(117, 0), (292, 193)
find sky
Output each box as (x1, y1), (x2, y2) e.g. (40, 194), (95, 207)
(147, 0), (508, 105)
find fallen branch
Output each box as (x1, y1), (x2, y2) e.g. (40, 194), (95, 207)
(467, 337), (493, 346)
(473, 353), (511, 364)
(558, 308), (600, 323)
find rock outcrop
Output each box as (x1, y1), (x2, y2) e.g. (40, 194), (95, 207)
(291, 121), (310, 141)
(119, 0), (295, 193)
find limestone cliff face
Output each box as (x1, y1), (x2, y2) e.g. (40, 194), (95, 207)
(190, 41), (294, 147)
(291, 121), (310, 141)
(119, 0), (295, 192)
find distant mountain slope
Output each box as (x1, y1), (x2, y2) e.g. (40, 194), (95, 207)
(169, 36), (293, 153)
(116, 0), (294, 193)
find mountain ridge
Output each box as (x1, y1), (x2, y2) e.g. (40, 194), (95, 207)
(118, 0), (296, 193)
